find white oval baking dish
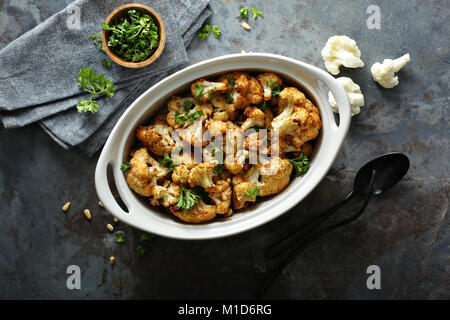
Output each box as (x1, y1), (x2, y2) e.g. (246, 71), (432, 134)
(95, 53), (351, 240)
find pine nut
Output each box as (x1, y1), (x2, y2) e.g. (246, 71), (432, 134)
(242, 22), (251, 30)
(62, 202), (71, 212)
(113, 217), (119, 223)
(83, 209), (92, 220)
(110, 256), (116, 265)
(106, 224), (114, 232)
(98, 201), (104, 207)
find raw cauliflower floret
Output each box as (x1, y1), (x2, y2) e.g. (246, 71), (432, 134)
(211, 95), (238, 121)
(321, 35), (364, 75)
(169, 200), (216, 223)
(256, 72), (283, 100)
(136, 120), (175, 156)
(272, 88), (321, 148)
(328, 77), (364, 116)
(187, 163), (218, 190)
(241, 106), (265, 131)
(191, 79), (228, 103)
(150, 180), (181, 207)
(207, 180), (233, 216)
(371, 53), (410, 88)
(125, 148), (168, 197)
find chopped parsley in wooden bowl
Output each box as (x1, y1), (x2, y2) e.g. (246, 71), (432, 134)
(101, 4), (166, 69)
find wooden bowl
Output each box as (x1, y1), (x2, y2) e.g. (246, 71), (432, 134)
(102, 4), (166, 69)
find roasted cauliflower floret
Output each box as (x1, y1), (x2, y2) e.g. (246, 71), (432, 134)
(150, 181), (181, 207)
(169, 200), (217, 223)
(241, 107), (265, 131)
(136, 120), (175, 156)
(187, 163), (218, 190)
(256, 72), (283, 101)
(236, 76), (263, 105)
(232, 176), (258, 210)
(224, 127), (248, 175)
(172, 164), (194, 185)
(272, 88), (321, 149)
(191, 79), (228, 103)
(207, 180), (232, 216)
(167, 96), (199, 129)
(125, 148), (168, 197)
(211, 95), (238, 121)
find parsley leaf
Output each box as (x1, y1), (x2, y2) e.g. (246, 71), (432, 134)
(188, 110), (204, 122)
(250, 7), (264, 20)
(182, 100), (195, 112)
(228, 77), (236, 89)
(260, 100), (269, 110)
(101, 59), (112, 68)
(194, 85), (204, 98)
(159, 153), (177, 172)
(76, 68), (115, 114)
(212, 25), (222, 38)
(176, 186), (200, 210)
(77, 99), (99, 114)
(213, 164), (225, 174)
(267, 80), (281, 96)
(120, 162), (131, 172)
(102, 10), (159, 62)
(244, 186), (260, 198)
(289, 153), (310, 176)
(89, 32), (106, 53)
(114, 232), (126, 243)
(226, 92), (233, 104)
(140, 233), (154, 242)
(175, 110), (186, 125)
(136, 245), (147, 257)
(197, 24), (211, 39)
(239, 6), (248, 19)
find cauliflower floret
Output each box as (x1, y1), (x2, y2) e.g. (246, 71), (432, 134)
(169, 200), (216, 223)
(136, 120), (175, 156)
(218, 72), (263, 108)
(321, 35), (364, 75)
(231, 157), (293, 209)
(167, 96), (200, 129)
(207, 180), (233, 216)
(126, 148), (168, 197)
(172, 164), (194, 185)
(241, 106), (265, 131)
(371, 53), (411, 89)
(256, 72), (283, 100)
(187, 163), (218, 190)
(272, 88), (321, 148)
(224, 127), (249, 175)
(191, 79), (228, 103)
(150, 181), (181, 207)
(328, 77), (364, 116)
(211, 95), (238, 121)
(279, 136), (313, 155)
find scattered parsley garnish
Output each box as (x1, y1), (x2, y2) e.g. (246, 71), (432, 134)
(76, 68), (115, 114)
(226, 92), (233, 104)
(101, 59), (112, 68)
(114, 232), (126, 243)
(251, 126), (268, 132)
(260, 100), (269, 110)
(102, 10), (159, 62)
(228, 77), (236, 89)
(197, 24), (211, 39)
(239, 6), (248, 19)
(213, 164), (225, 174)
(136, 245), (147, 257)
(159, 153), (177, 172)
(244, 186), (260, 198)
(140, 233), (154, 242)
(267, 80), (281, 96)
(89, 32), (106, 53)
(188, 110), (204, 122)
(289, 153), (310, 176)
(120, 162), (131, 172)
(213, 107), (220, 113)
(209, 92), (216, 99)
(176, 186), (200, 210)
(250, 8), (264, 20)
(194, 85), (204, 98)
(175, 110), (186, 125)
(212, 25), (222, 38)
(183, 100), (195, 112)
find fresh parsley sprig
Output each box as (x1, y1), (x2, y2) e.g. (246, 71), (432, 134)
(267, 80), (281, 96)
(244, 186), (260, 198)
(159, 153), (177, 172)
(239, 6), (248, 19)
(120, 162), (131, 172)
(76, 68), (115, 114)
(176, 186), (200, 210)
(289, 153), (310, 176)
(197, 24), (211, 39)
(250, 8), (264, 20)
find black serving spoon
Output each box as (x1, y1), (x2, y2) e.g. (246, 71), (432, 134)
(257, 153), (410, 298)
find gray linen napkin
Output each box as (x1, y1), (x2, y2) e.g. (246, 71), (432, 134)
(0, 0), (210, 155)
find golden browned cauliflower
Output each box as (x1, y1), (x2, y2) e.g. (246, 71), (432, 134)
(207, 180), (233, 216)
(187, 163), (218, 190)
(150, 181), (181, 207)
(126, 148), (168, 197)
(169, 200), (217, 223)
(241, 107), (265, 131)
(191, 79), (228, 103)
(256, 72), (283, 101)
(136, 120), (175, 156)
(211, 95), (238, 121)
(272, 87), (321, 149)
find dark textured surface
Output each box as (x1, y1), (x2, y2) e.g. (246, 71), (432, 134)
(0, 0), (448, 299)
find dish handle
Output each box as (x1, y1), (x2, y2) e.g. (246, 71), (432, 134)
(313, 69), (351, 143)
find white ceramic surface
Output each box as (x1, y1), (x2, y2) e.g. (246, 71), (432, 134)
(95, 53), (351, 240)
